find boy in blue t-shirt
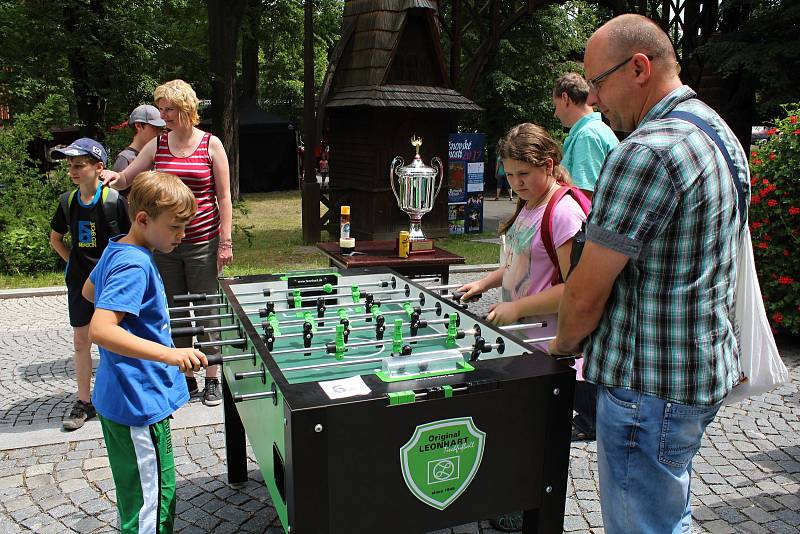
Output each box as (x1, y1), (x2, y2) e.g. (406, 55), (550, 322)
(83, 170), (206, 533)
(50, 138), (131, 430)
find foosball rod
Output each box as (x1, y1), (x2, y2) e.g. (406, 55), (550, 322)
(412, 276), (441, 284)
(168, 286), (415, 315)
(171, 277), (397, 304)
(237, 283), (410, 309)
(266, 303), (442, 330)
(269, 328), (479, 357)
(280, 340), (503, 373)
(171, 324), (240, 338)
(270, 316), (454, 342)
(170, 312), (234, 324)
(245, 293), (426, 317)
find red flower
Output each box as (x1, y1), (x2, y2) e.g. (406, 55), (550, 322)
(762, 179), (770, 185)
(784, 249), (790, 256)
(751, 151), (758, 157)
(791, 116), (798, 124)
(772, 312), (783, 324)
(751, 196), (761, 205)
(767, 199), (778, 207)
(754, 159), (762, 165)
(778, 276), (795, 285)
(768, 127), (778, 135)
(789, 207), (800, 216)
(751, 221), (762, 230)
(758, 242), (769, 249)
(769, 152), (776, 160)
(794, 129), (800, 135)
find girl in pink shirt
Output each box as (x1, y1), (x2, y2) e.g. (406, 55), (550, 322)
(457, 122), (590, 531)
(457, 123), (586, 352)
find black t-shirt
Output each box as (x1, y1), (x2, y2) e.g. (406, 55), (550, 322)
(50, 187), (131, 286)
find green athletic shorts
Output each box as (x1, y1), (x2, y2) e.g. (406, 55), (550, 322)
(99, 415), (176, 533)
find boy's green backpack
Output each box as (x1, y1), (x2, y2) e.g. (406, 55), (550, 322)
(59, 186), (122, 237)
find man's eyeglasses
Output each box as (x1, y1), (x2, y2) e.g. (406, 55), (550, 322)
(587, 56), (633, 92)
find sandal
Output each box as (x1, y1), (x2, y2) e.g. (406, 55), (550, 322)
(490, 512), (523, 532)
(571, 425), (595, 442)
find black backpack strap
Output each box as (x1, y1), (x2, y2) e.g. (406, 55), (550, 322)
(101, 186), (122, 237)
(665, 110), (747, 227)
(59, 189), (77, 229)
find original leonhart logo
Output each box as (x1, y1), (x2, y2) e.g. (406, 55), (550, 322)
(400, 417), (486, 510)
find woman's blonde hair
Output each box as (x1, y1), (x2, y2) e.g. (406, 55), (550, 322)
(153, 79), (200, 127)
(128, 171), (197, 222)
(497, 123), (571, 234)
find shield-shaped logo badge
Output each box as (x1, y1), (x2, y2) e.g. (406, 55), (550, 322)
(400, 417), (486, 510)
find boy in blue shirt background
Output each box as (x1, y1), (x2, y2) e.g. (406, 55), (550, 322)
(83, 170), (207, 533)
(50, 138), (130, 430)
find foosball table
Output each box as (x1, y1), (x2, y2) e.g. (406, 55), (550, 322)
(172, 268), (575, 534)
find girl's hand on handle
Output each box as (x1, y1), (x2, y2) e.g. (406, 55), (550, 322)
(486, 301), (520, 326)
(456, 280), (484, 301)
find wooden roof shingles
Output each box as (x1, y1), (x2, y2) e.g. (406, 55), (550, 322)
(324, 0), (480, 112)
(326, 85), (481, 110)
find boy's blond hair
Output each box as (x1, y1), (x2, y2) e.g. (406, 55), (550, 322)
(153, 79), (200, 127)
(127, 171), (197, 222)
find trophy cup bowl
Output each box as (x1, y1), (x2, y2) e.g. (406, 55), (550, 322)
(390, 137), (443, 254)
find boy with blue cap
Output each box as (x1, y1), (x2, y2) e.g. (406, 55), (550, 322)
(49, 137), (130, 430)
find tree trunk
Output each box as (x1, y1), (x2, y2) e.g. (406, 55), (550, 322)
(302, 0), (320, 244)
(209, 0), (247, 201)
(62, 0), (108, 139)
(450, 0), (461, 89)
(241, 0), (262, 101)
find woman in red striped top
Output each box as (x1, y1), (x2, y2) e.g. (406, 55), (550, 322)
(100, 79), (232, 407)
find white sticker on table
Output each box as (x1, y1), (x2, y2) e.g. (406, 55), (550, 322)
(319, 375), (372, 399)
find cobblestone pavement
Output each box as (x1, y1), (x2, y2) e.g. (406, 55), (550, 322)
(1, 278), (799, 533)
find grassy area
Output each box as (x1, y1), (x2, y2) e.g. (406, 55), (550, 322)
(1, 191), (500, 289)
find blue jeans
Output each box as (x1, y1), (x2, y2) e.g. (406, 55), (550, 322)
(596, 386), (721, 534)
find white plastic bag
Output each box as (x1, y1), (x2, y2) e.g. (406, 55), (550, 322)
(723, 226), (789, 405)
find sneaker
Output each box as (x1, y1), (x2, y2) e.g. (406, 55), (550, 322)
(203, 378), (222, 406)
(186, 375), (200, 396)
(63, 400), (96, 431)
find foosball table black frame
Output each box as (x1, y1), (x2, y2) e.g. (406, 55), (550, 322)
(212, 268), (575, 534)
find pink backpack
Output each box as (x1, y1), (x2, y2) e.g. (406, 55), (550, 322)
(541, 185), (591, 285)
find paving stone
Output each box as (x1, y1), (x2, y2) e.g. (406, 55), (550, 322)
(70, 516), (106, 532)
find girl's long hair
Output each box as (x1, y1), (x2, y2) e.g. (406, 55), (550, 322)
(497, 123), (571, 235)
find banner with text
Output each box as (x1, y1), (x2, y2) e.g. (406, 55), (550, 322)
(447, 133), (485, 235)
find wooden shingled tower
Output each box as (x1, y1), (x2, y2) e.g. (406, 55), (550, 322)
(319, 0), (481, 240)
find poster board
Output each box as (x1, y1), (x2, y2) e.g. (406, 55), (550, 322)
(447, 133), (485, 235)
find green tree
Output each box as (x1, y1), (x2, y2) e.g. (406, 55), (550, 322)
(700, 0), (800, 123)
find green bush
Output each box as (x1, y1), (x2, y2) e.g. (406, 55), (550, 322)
(0, 217), (59, 274)
(0, 95), (71, 275)
(748, 103), (800, 334)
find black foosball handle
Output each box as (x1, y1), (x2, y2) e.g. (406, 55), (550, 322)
(173, 292), (210, 303)
(451, 291), (482, 303)
(205, 354), (224, 366)
(171, 326), (204, 337)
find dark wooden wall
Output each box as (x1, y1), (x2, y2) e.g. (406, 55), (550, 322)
(329, 107), (455, 240)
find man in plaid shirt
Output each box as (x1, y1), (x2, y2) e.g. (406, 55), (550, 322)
(550, 14), (749, 533)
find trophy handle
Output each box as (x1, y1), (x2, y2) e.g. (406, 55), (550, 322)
(431, 157), (444, 199)
(390, 156), (404, 205)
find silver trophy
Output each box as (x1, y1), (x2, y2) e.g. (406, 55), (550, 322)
(390, 137), (443, 247)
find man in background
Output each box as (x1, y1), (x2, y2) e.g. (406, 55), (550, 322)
(552, 72), (618, 199)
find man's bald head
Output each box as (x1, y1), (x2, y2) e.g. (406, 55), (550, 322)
(593, 14), (678, 74)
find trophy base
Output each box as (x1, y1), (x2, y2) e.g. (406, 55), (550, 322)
(408, 238), (436, 256)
